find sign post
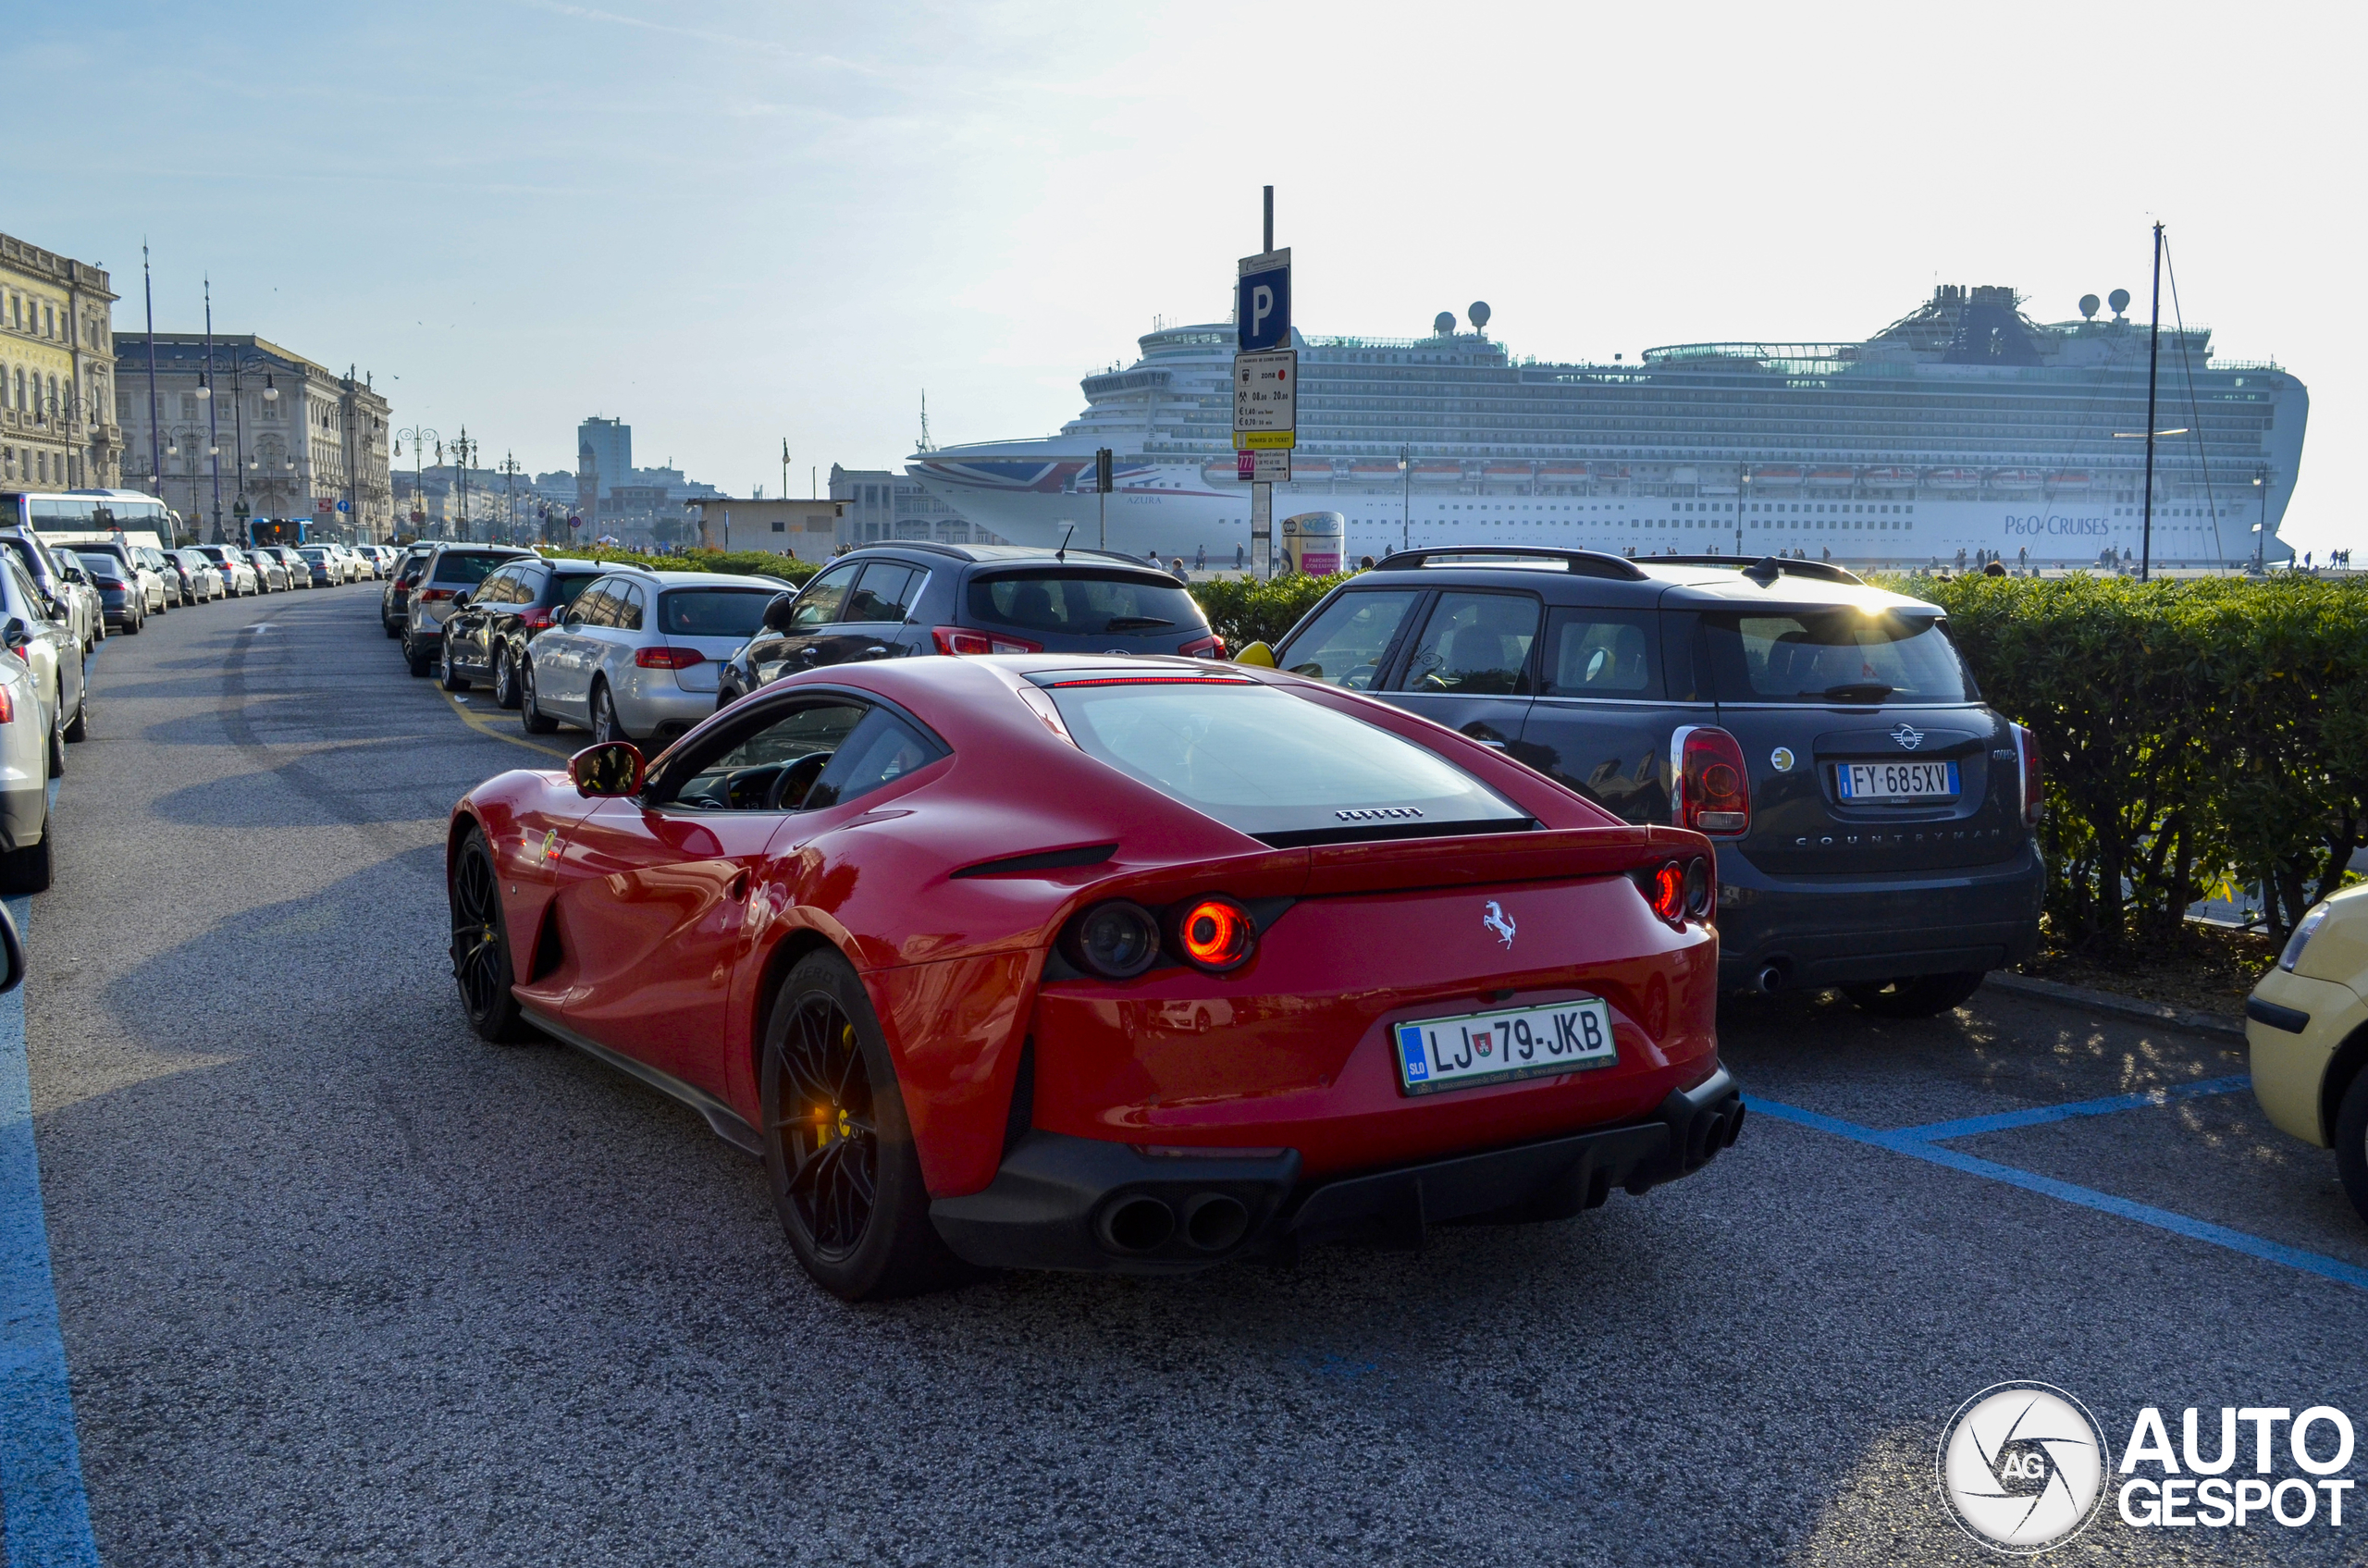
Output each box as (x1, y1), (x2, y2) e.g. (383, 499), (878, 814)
(1233, 188), (1295, 579)
(1094, 447), (1113, 550)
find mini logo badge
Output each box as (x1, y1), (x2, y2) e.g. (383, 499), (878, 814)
(1482, 900), (1516, 947)
(1892, 722), (1926, 751)
(1937, 1382), (2109, 1554)
(1770, 747), (1795, 772)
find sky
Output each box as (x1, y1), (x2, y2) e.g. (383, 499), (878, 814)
(23, 0), (2363, 552)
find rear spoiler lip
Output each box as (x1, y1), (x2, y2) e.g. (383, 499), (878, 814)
(1048, 825), (1712, 914)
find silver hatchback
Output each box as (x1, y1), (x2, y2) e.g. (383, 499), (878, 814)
(519, 567), (788, 744)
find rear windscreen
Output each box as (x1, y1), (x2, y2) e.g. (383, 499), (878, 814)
(968, 572), (1205, 638)
(1042, 681), (1529, 846)
(660, 587), (773, 637)
(1702, 611), (1972, 704)
(73, 553), (126, 583)
(431, 553), (516, 586)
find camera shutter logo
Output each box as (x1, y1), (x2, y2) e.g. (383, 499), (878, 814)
(1936, 1382), (2110, 1553)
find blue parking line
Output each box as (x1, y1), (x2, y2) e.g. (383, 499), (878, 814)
(0, 886), (102, 1565)
(1899, 1075), (2251, 1143)
(1749, 1096), (2368, 1295)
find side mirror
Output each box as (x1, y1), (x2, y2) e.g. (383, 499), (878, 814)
(568, 740), (646, 798)
(451, 590), (473, 610)
(1232, 640), (1277, 667)
(2, 619), (27, 654)
(761, 591), (797, 633)
(40, 597), (64, 622)
(0, 901), (22, 994)
(561, 605), (584, 627)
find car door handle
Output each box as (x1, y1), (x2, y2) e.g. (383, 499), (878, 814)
(863, 646), (888, 658)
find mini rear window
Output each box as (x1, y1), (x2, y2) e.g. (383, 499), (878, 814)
(660, 587), (774, 637)
(1702, 610), (1973, 704)
(968, 572), (1206, 638)
(1042, 681), (1528, 847)
(431, 552), (519, 586)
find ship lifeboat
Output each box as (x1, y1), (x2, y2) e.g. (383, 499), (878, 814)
(1751, 466), (1805, 487)
(1484, 464), (1535, 486)
(1860, 467), (1916, 487)
(1202, 457), (1244, 486)
(1348, 461), (1401, 483)
(1991, 468), (2044, 489)
(1807, 468), (1856, 487)
(1295, 458), (1338, 481)
(1537, 464), (1590, 486)
(1925, 468), (1981, 490)
(2045, 472), (2090, 490)
(1411, 463), (1465, 484)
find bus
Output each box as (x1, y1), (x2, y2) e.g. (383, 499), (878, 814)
(0, 489), (184, 546)
(246, 517), (308, 547)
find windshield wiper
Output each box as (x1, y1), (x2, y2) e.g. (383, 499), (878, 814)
(1104, 615), (1175, 632)
(1808, 682), (1894, 704)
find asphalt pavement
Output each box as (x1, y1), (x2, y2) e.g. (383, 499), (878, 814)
(8, 582), (2366, 1565)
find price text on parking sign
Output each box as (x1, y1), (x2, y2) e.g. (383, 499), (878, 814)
(1237, 248), (1290, 352)
(1233, 350), (1297, 449)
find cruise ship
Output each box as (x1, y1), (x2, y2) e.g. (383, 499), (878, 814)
(911, 285), (2306, 567)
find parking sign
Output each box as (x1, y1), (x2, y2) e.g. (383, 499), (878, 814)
(1237, 249), (1290, 352)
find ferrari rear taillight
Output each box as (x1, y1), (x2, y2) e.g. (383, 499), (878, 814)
(636, 647), (705, 669)
(933, 626), (1043, 656)
(1634, 857), (1710, 928)
(1672, 724), (1750, 835)
(2014, 722), (2045, 825)
(1066, 901), (1162, 979)
(1172, 897), (1254, 972)
(1178, 634), (1227, 660)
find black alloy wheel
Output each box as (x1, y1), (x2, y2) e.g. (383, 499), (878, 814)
(519, 660), (558, 734)
(448, 828), (530, 1043)
(1841, 970), (1987, 1019)
(492, 648), (520, 710)
(760, 952), (969, 1300)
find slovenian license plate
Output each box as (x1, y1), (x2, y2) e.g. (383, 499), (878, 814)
(1834, 758), (1959, 802)
(1392, 998), (1618, 1095)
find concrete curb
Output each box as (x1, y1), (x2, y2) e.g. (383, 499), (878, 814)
(1986, 970), (2246, 1040)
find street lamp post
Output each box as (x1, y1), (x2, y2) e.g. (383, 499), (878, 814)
(1738, 471), (1751, 557)
(1399, 447), (1411, 553)
(2253, 464), (2269, 574)
(451, 428), (477, 540)
(500, 451), (522, 544)
(394, 424), (438, 540)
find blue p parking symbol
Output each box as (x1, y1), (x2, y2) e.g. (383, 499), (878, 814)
(1237, 253), (1291, 352)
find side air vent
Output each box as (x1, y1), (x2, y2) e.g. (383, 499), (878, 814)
(950, 843), (1120, 880)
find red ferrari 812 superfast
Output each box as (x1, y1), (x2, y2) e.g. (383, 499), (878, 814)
(447, 653), (1743, 1299)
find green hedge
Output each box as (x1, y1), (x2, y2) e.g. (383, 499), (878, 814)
(1896, 574), (2368, 945)
(1190, 571), (1347, 649)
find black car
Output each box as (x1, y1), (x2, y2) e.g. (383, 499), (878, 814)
(436, 556), (608, 708)
(70, 551), (143, 634)
(712, 543), (1221, 707)
(1258, 548), (2043, 1016)
(380, 545), (437, 636)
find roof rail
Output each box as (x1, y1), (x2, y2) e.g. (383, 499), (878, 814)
(1369, 546), (1646, 582)
(1644, 552), (1866, 586)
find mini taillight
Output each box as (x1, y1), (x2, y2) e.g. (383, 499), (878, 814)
(1178, 634), (1227, 660)
(1672, 724), (1750, 835)
(1065, 900), (1162, 979)
(1172, 896), (1255, 972)
(636, 647), (705, 669)
(2014, 722), (2044, 826)
(932, 626), (1044, 656)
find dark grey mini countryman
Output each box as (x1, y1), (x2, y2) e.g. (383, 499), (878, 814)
(1261, 549), (2043, 1017)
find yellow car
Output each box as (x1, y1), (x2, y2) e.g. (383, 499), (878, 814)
(2248, 882), (2368, 1222)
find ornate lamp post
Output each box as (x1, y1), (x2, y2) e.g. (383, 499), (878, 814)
(394, 424), (438, 539)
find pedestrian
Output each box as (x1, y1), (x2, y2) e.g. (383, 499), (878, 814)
(1357, 554), (1375, 571)
(1194, 543), (1206, 571)
(1170, 557), (1186, 579)
(1983, 559), (2006, 577)
(1235, 542), (1245, 571)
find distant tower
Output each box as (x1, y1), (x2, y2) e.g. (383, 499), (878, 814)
(918, 389), (936, 453)
(575, 441), (598, 526)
